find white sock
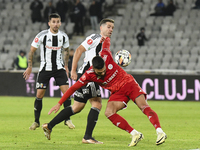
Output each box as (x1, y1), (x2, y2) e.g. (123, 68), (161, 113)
(156, 128), (164, 134)
(130, 129), (139, 136)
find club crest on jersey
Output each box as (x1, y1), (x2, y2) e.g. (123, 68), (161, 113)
(108, 64), (113, 70)
(87, 39), (93, 45)
(36, 82), (47, 88)
(35, 37), (39, 43)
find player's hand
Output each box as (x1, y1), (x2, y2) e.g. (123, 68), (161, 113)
(71, 70), (77, 81)
(100, 37), (106, 43)
(23, 67), (32, 80)
(48, 103), (61, 115)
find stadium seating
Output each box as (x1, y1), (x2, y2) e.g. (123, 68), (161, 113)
(0, 0), (199, 73)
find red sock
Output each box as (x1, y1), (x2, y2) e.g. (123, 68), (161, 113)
(108, 113), (134, 133)
(143, 106), (161, 129)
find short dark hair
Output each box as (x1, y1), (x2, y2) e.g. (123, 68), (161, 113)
(70, 48), (74, 52)
(99, 18), (114, 26)
(140, 27), (145, 31)
(49, 13), (61, 21)
(92, 56), (105, 69)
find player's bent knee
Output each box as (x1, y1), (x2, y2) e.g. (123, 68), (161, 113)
(91, 102), (102, 110)
(90, 98), (102, 110)
(89, 97), (102, 103)
(72, 102), (86, 113)
(140, 105), (150, 112)
(104, 110), (114, 118)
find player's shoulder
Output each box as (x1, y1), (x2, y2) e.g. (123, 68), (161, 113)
(86, 33), (101, 40)
(59, 30), (69, 38)
(36, 29), (48, 38)
(83, 33), (101, 46)
(79, 68), (94, 82)
(85, 68), (95, 75)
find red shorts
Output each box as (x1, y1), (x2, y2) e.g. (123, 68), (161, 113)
(108, 80), (146, 106)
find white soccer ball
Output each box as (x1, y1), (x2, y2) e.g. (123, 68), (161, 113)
(115, 49), (131, 67)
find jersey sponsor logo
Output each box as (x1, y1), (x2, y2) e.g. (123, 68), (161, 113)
(35, 37), (39, 43)
(102, 69), (118, 85)
(47, 39), (51, 42)
(108, 64), (113, 70)
(45, 45), (62, 50)
(87, 39), (93, 45)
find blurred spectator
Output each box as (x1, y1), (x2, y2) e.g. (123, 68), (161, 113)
(15, 50), (28, 70)
(73, 0), (86, 35)
(164, 0), (176, 16)
(192, 0), (200, 9)
(44, 2), (56, 25)
(136, 27), (148, 46)
(56, 0), (68, 22)
(150, 0), (165, 16)
(30, 0), (43, 23)
(96, 0), (105, 22)
(89, 0), (98, 31)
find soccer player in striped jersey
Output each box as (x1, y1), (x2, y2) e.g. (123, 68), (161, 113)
(70, 18), (114, 144)
(43, 37), (167, 146)
(23, 13), (75, 130)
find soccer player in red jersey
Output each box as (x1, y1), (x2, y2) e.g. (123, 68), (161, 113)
(42, 37), (167, 146)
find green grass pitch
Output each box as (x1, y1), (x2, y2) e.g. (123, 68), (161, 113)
(0, 96), (200, 150)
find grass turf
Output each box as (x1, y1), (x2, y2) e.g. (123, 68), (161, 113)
(0, 96), (200, 150)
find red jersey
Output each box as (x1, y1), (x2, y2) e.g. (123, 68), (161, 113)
(59, 37), (135, 105)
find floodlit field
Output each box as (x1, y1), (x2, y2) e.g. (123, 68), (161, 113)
(0, 96), (200, 150)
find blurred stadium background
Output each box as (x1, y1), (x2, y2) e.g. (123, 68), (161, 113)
(0, 0), (200, 101)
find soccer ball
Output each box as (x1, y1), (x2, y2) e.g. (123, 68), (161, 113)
(115, 49), (131, 67)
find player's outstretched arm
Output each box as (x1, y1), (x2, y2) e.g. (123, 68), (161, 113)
(49, 79), (88, 115)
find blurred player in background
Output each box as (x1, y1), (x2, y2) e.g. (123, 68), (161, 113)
(23, 13), (75, 130)
(42, 37), (167, 146)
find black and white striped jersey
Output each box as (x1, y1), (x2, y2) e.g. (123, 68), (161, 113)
(31, 29), (69, 71)
(78, 33), (102, 74)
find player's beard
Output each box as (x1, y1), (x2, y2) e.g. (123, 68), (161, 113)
(53, 26), (59, 33)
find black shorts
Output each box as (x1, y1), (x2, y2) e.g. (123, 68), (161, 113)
(36, 69), (69, 89)
(74, 73), (101, 103)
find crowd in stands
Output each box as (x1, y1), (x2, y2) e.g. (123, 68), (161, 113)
(29, 0), (105, 35)
(0, 0), (200, 72)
